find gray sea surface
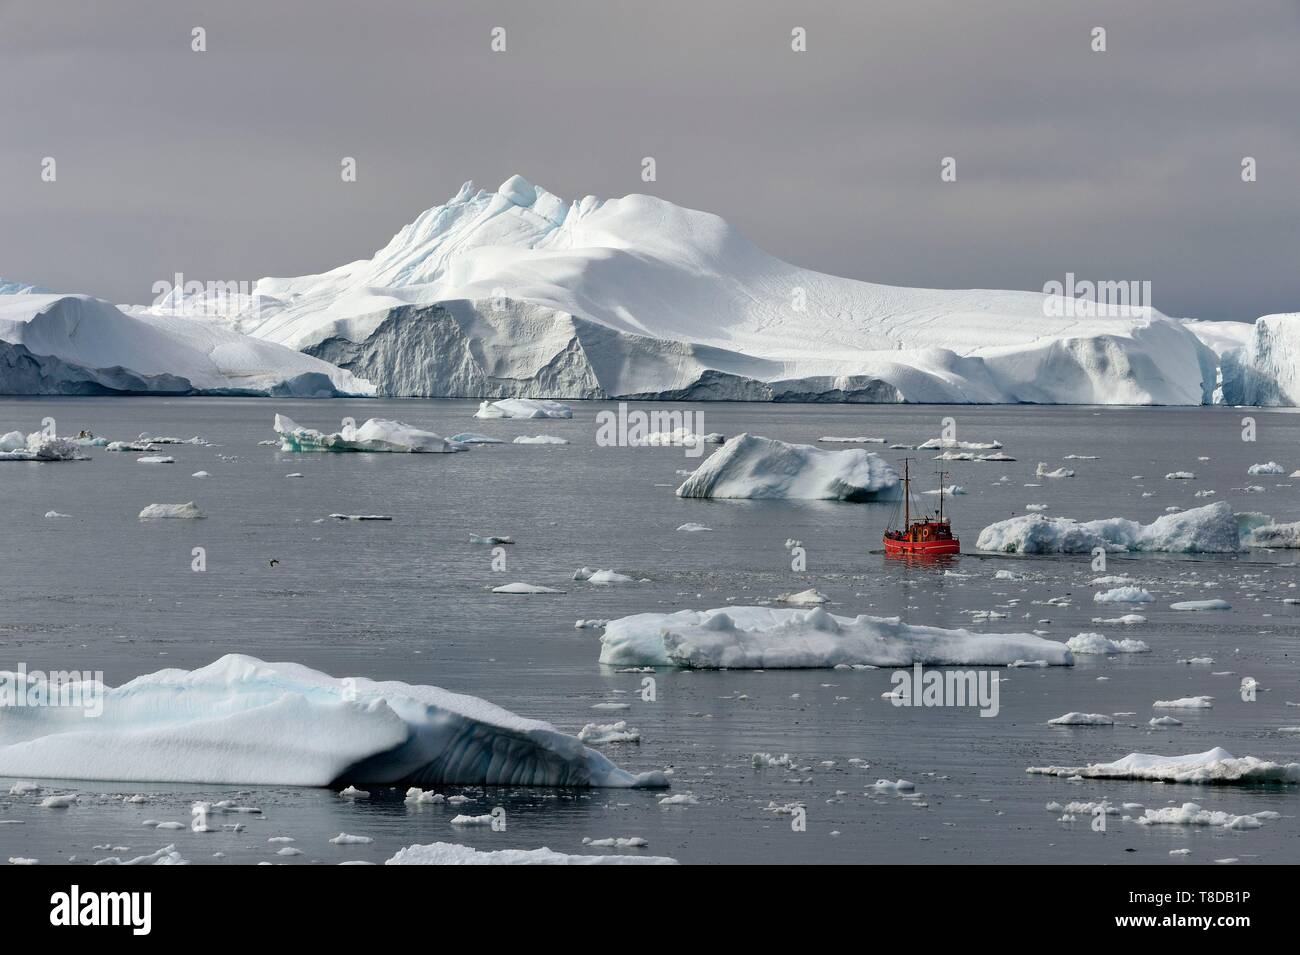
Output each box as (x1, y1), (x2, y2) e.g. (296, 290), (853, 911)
(1, 398), (1297, 865)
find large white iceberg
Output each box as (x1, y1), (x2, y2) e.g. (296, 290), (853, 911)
(1026, 747), (1300, 784)
(135, 176), (1229, 406)
(0, 655), (668, 788)
(675, 434), (900, 502)
(273, 414), (463, 453)
(976, 502), (1248, 554)
(597, 605), (1073, 669)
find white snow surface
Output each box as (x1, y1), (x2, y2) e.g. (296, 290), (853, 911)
(676, 433), (899, 501)
(0, 655), (668, 788)
(597, 605), (1073, 669)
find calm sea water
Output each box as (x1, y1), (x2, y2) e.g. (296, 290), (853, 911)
(1, 397), (1297, 864)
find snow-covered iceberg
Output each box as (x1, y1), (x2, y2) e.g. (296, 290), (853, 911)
(0, 287), (371, 397)
(0, 655), (669, 788)
(149, 176), (1225, 406)
(1026, 747), (1300, 784)
(597, 605), (1073, 669)
(976, 501), (1248, 554)
(273, 414), (463, 453)
(676, 434), (899, 502)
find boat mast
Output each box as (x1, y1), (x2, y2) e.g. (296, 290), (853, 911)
(903, 458), (910, 529)
(937, 469), (945, 523)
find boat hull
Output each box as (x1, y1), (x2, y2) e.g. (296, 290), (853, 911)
(883, 537), (960, 557)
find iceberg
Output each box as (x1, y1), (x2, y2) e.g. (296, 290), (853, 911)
(0, 431), (84, 462)
(1066, 632), (1150, 654)
(273, 414), (463, 453)
(138, 502), (205, 520)
(572, 568), (636, 584)
(1027, 747), (1300, 784)
(597, 605), (1073, 669)
(0, 655), (668, 788)
(162, 177), (1226, 406)
(386, 843), (677, 865)
(1246, 521), (1300, 548)
(676, 434), (899, 502)
(1047, 712), (1114, 726)
(976, 501), (1248, 554)
(474, 398), (572, 419)
(0, 287), (370, 396)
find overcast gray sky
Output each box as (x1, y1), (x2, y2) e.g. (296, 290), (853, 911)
(1, 0), (1296, 321)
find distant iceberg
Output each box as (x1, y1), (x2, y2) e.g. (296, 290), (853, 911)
(0, 285), (371, 397)
(597, 605), (1073, 669)
(676, 434), (900, 502)
(0, 655), (668, 788)
(273, 414), (463, 453)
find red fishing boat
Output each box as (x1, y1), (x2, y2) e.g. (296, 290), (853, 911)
(883, 459), (960, 556)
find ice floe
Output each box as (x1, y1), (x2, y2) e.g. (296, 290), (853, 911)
(1136, 803), (1272, 829)
(1094, 587), (1154, 603)
(1247, 461), (1285, 475)
(513, 435), (568, 445)
(597, 605), (1073, 669)
(1047, 712), (1114, 726)
(577, 721), (640, 744)
(492, 583), (564, 595)
(474, 398), (572, 419)
(274, 414), (462, 453)
(1027, 747), (1300, 784)
(138, 502), (204, 520)
(976, 502), (1247, 554)
(0, 655), (668, 788)
(0, 431), (84, 462)
(385, 843), (676, 865)
(573, 568), (636, 584)
(676, 434), (899, 502)
(1170, 599), (1231, 611)
(1066, 632), (1150, 654)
